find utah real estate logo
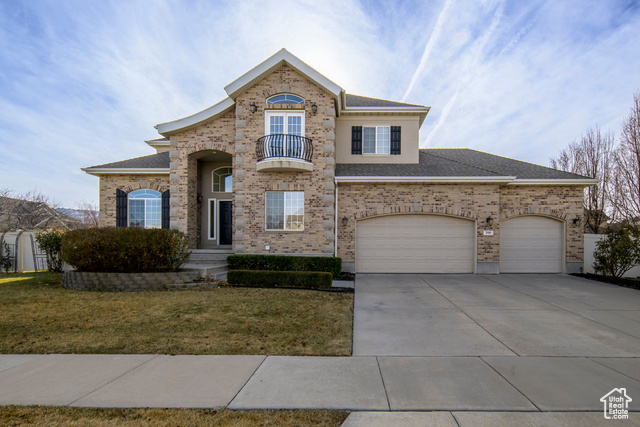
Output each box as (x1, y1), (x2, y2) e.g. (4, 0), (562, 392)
(600, 388), (632, 420)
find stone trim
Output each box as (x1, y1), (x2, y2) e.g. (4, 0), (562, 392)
(501, 209), (567, 222)
(353, 205), (476, 221)
(62, 271), (199, 292)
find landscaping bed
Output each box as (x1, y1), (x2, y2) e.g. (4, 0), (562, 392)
(0, 272), (353, 356)
(0, 406), (349, 427)
(572, 273), (640, 290)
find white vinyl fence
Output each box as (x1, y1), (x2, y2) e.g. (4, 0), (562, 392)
(0, 231), (48, 273)
(584, 233), (640, 278)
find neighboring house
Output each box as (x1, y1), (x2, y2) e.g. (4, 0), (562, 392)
(0, 196), (78, 232)
(83, 49), (597, 274)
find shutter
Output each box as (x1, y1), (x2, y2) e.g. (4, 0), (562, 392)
(116, 189), (127, 227)
(161, 190), (170, 229)
(351, 126), (362, 155)
(390, 126), (401, 155)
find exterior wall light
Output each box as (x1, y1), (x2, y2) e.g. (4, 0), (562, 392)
(486, 216), (494, 227)
(573, 215), (582, 226)
(311, 103), (318, 114)
(197, 195), (203, 203)
(250, 103), (257, 113)
(342, 216), (348, 226)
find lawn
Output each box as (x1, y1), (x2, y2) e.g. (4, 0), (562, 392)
(0, 272), (353, 356)
(0, 406), (349, 427)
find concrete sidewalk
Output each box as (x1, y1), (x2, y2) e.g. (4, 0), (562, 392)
(1, 354), (639, 414)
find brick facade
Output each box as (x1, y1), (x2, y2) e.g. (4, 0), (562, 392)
(98, 174), (169, 227)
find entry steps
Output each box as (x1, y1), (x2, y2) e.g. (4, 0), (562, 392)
(181, 248), (233, 280)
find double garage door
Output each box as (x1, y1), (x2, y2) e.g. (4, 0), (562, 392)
(356, 215), (563, 274)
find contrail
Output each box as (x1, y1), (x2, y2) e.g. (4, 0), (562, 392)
(424, 0), (506, 146)
(402, 0), (454, 102)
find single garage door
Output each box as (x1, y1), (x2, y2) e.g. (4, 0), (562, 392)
(356, 215), (475, 273)
(500, 216), (563, 273)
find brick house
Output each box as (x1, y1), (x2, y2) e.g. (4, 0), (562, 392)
(83, 49), (596, 274)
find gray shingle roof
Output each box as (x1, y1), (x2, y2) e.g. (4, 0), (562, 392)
(88, 151), (170, 169)
(345, 94), (426, 108)
(336, 149), (591, 180)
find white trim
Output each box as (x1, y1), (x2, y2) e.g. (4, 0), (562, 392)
(208, 198), (217, 240)
(335, 176), (517, 184)
(506, 178), (600, 186)
(82, 168), (169, 176)
(362, 125), (390, 155)
(212, 166), (233, 193)
(155, 97), (235, 136)
(224, 48), (343, 100)
(264, 110), (306, 137)
(127, 189), (162, 229)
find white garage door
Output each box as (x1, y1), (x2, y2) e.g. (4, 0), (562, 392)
(500, 216), (563, 273)
(356, 215), (475, 273)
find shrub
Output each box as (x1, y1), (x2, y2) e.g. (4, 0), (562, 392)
(227, 270), (333, 290)
(593, 226), (640, 278)
(61, 227), (190, 273)
(0, 242), (12, 272)
(35, 229), (65, 272)
(227, 255), (341, 278)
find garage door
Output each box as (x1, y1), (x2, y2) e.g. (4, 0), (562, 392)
(500, 216), (563, 273)
(356, 215), (475, 273)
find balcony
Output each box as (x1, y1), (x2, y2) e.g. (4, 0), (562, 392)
(256, 134), (314, 172)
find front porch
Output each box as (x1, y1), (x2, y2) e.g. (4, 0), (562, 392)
(181, 248), (233, 280)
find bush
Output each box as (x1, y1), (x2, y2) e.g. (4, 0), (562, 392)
(0, 242), (12, 272)
(61, 227), (190, 273)
(593, 226), (640, 278)
(227, 270), (333, 290)
(227, 255), (341, 278)
(35, 229), (65, 272)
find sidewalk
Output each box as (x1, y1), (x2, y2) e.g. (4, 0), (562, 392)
(2, 354), (639, 418)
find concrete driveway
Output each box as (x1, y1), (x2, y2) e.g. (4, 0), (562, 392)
(354, 274), (640, 357)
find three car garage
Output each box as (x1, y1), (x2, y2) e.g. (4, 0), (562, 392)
(355, 214), (564, 274)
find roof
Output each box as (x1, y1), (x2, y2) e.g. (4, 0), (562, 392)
(336, 149), (596, 184)
(83, 152), (170, 175)
(345, 94), (426, 108)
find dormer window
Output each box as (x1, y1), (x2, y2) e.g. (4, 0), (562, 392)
(266, 94), (305, 104)
(351, 125), (402, 155)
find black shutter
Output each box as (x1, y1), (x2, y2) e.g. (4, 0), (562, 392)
(390, 126), (401, 155)
(351, 126), (362, 155)
(161, 189), (170, 229)
(116, 189), (127, 227)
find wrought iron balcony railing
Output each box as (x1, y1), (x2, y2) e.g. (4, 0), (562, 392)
(256, 134), (313, 163)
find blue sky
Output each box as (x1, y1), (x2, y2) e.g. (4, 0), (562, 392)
(1, 0), (639, 207)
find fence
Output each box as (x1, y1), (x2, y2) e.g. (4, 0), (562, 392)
(0, 231), (49, 273)
(584, 233), (640, 277)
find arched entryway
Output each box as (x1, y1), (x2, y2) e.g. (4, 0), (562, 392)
(355, 214), (476, 273)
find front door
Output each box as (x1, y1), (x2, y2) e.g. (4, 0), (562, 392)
(219, 201), (233, 245)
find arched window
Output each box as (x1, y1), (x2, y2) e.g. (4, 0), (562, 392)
(212, 167), (233, 192)
(266, 94), (304, 104)
(128, 189), (161, 228)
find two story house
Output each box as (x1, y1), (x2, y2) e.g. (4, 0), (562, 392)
(83, 49), (596, 274)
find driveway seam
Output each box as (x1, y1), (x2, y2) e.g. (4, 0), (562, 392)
(375, 357), (391, 410)
(587, 357), (640, 383)
(479, 356), (541, 411)
(417, 275), (520, 356)
(227, 355), (268, 408)
(67, 354), (160, 406)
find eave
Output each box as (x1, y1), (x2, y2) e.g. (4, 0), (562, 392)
(82, 168), (170, 177)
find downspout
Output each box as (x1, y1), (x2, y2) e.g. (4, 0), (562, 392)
(334, 177), (338, 257)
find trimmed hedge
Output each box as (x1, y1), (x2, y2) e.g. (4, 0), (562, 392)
(61, 227), (190, 273)
(227, 255), (341, 278)
(227, 270), (333, 290)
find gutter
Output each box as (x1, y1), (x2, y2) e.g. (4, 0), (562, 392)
(334, 177), (338, 257)
(82, 168), (170, 176)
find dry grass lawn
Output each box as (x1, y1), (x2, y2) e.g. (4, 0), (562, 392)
(0, 272), (353, 356)
(0, 406), (349, 427)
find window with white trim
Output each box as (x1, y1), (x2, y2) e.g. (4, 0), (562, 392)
(128, 189), (161, 228)
(265, 191), (304, 231)
(266, 94), (305, 104)
(363, 126), (390, 154)
(265, 111), (304, 137)
(212, 167), (232, 192)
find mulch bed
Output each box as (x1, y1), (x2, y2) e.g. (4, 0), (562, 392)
(572, 273), (640, 290)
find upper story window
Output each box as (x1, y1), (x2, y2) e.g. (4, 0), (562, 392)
(212, 167), (233, 192)
(352, 125), (402, 155)
(128, 189), (161, 228)
(266, 94), (305, 104)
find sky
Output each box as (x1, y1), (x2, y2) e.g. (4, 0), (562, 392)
(1, 0), (639, 207)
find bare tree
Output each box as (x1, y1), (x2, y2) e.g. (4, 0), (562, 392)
(550, 125), (615, 233)
(612, 91), (640, 224)
(0, 189), (67, 233)
(75, 201), (100, 228)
